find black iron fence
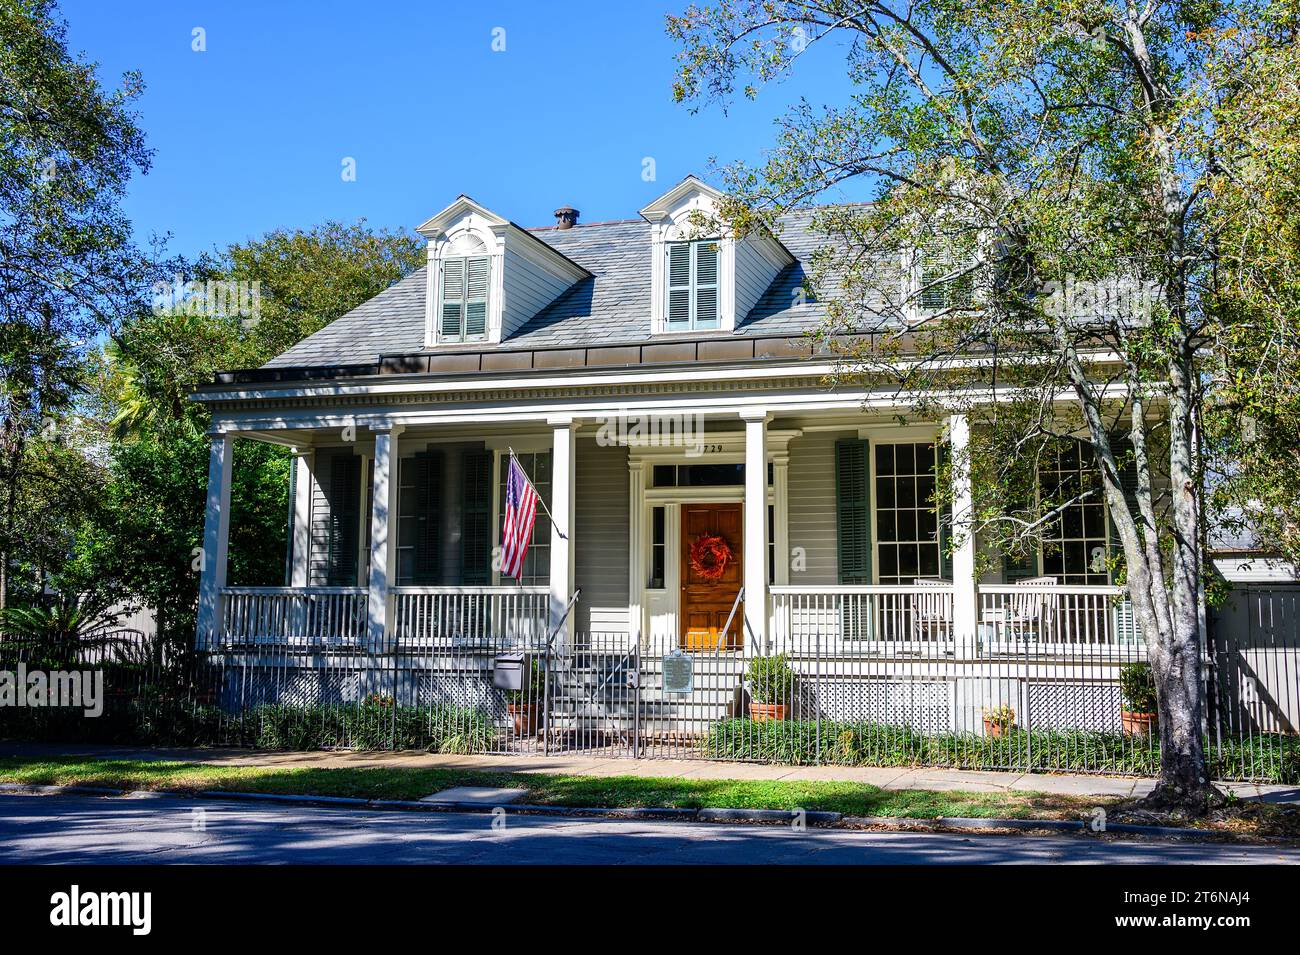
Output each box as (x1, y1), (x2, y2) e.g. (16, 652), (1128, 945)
(1, 597), (1296, 783)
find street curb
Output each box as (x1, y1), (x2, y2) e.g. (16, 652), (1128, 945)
(0, 781), (1229, 841)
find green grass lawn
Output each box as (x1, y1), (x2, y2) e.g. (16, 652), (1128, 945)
(0, 755), (1102, 820)
(3, 756), (1297, 839)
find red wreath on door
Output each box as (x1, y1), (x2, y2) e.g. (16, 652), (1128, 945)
(689, 534), (733, 582)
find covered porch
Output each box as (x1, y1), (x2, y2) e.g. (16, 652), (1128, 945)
(194, 409), (1141, 659)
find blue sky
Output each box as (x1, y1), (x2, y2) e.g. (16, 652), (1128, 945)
(60, 0), (863, 260)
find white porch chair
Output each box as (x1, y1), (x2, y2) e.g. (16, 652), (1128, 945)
(1005, 576), (1059, 642)
(912, 578), (953, 643)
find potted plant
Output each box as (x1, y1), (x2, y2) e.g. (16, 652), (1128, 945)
(747, 653), (796, 721)
(506, 659), (546, 736)
(983, 705), (1016, 737)
(1119, 662), (1158, 737)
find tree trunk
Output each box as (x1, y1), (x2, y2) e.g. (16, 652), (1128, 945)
(1141, 361), (1224, 813)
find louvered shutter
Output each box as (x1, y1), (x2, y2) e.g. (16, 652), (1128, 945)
(461, 450), (493, 585)
(441, 258), (465, 339)
(464, 256), (490, 339)
(920, 242), (973, 310)
(694, 241), (719, 328)
(412, 451), (443, 584)
(325, 451), (361, 586)
(835, 439), (872, 584)
(920, 245), (947, 310)
(666, 242), (691, 329)
(936, 442), (954, 580)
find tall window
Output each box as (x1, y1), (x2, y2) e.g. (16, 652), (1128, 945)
(875, 442), (941, 584)
(1040, 442), (1109, 584)
(440, 256), (490, 342)
(666, 240), (719, 330)
(649, 506), (666, 589)
(497, 451), (551, 586)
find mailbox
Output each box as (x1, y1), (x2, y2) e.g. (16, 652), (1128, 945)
(492, 653), (526, 691)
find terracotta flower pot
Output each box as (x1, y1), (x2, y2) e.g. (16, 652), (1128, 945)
(983, 718), (1012, 738)
(507, 702), (539, 736)
(1121, 711), (1158, 738)
(749, 702), (788, 722)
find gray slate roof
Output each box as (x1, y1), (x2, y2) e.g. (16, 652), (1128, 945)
(264, 209), (828, 368)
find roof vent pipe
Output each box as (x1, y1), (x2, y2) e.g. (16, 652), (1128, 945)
(553, 206), (579, 229)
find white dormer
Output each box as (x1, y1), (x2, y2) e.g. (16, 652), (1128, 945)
(416, 196), (589, 347)
(640, 175), (795, 335)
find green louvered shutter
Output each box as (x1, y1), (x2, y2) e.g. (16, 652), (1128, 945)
(464, 256), (490, 339)
(1002, 548), (1039, 582)
(835, 439), (872, 584)
(412, 450), (443, 584)
(936, 442), (954, 580)
(666, 242), (691, 330)
(325, 451), (361, 586)
(460, 450), (493, 585)
(695, 241), (719, 328)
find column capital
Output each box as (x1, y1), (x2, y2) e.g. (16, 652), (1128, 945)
(739, 408), (771, 424)
(546, 414), (580, 428)
(368, 422), (405, 437)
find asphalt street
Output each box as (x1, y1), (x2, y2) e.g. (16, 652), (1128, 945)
(0, 793), (1295, 864)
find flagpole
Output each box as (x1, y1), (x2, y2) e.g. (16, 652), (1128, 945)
(506, 447), (568, 540)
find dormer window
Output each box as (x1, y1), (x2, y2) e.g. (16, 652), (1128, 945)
(439, 255), (490, 342)
(666, 240), (720, 331)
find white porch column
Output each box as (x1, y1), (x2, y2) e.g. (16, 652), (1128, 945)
(627, 462), (646, 649)
(196, 430), (234, 650)
(289, 448), (314, 587)
(549, 416), (578, 648)
(366, 424), (402, 651)
(742, 409), (770, 651)
(947, 414), (978, 653)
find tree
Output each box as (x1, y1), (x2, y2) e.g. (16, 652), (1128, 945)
(0, 0), (152, 607)
(84, 221), (423, 656)
(1199, 26), (1300, 566)
(669, 0), (1299, 812)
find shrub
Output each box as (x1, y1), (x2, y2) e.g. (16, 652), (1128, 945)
(1119, 662), (1158, 712)
(701, 718), (1300, 784)
(983, 705), (1016, 729)
(747, 654), (796, 705)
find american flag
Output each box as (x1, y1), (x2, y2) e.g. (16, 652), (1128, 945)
(501, 454), (540, 580)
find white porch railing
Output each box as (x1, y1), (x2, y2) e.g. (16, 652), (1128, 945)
(218, 586), (367, 645)
(771, 582), (1141, 657)
(977, 584), (1142, 656)
(771, 584), (956, 654)
(390, 585), (549, 648)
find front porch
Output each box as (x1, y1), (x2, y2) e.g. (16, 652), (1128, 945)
(190, 406), (1158, 758)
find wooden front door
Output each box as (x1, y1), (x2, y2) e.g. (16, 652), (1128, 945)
(680, 502), (743, 651)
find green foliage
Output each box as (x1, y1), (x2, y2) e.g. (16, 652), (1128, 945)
(1119, 662), (1158, 712)
(703, 719), (1300, 784)
(747, 653), (796, 705)
(248, 702), (497, 753)
(78, 220), (421, 651)
(0, 591), (131, 669)
(983, 705), (1015, 729)
(0, 0), (154, 606)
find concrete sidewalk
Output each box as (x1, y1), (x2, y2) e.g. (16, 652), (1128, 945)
(2, 741), (1295, 803)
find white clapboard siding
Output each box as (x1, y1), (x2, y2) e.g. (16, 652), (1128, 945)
(501, 246), (574, 338)
(734, 236), (787, 321)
